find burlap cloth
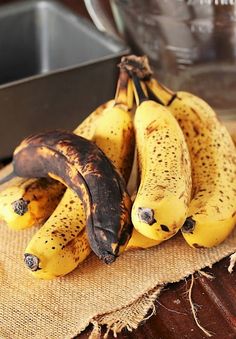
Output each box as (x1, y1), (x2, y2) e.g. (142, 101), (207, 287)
(0, 162), (236, 339)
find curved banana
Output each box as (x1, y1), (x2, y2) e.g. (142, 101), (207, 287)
(131, 76), (192, 241)
(93, 69), (134, 182)
(74, 100), (114, 138)
(0, 100), (114, 230)
(147, 77), (236, 247)
(24, 196), (91, 279)
(23, 70), (135, 279)
(12, 130), (133, 264)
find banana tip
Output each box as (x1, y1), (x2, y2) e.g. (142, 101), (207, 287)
(24, 253), (40, 271)
(137, 207), (156, 225)
(182, 216), (196, 234)
(12, 198), (29, 216)
(101, 252), (117, 265)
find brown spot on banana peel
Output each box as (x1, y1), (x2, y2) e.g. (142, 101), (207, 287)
(13, 130), (133, 264)
(146, 121), (159, 136)
(160, 224), (170, 232)
(179, 191), (185, 199)
(26, 177), (57, 190)
(190, 107), (202, 122)
(193, 125), (200, 136)
(213, 205), (220, 214)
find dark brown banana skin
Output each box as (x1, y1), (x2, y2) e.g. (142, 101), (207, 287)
(12, 130), (133, 263)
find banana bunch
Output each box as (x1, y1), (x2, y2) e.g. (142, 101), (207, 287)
(120, 54), (236, 249)
(1, 54), (235, 280)
(22, 69), (135, 279)
(0, 69), (139, 279)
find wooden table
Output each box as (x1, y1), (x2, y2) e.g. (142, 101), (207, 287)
(78, 257), (236, 338)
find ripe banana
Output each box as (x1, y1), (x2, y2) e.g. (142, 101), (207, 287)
(93, 69), (134, 182)
(12, 130), (133, 264)
(24, 197), (91, 279)
(23, 70), (135, 279)
(0, 100), (113, 230)
(131, 76), (192, 241)
(147, 76), (236, 247)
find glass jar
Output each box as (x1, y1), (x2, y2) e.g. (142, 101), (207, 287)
(85, 0), (236, 121)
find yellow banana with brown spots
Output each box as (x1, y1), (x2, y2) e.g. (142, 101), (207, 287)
(93, 69), (134, 182)
(24, 194), (91, 279)
(131, 75), (192, 241)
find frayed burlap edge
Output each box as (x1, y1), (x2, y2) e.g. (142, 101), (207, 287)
(89, 286), (162, 339)
(83, 251), (235, 339)
(228, 252), (236, 273)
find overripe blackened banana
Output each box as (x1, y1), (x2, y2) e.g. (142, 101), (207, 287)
(0, 100), (114, 230)
(12, 130), (133, 263)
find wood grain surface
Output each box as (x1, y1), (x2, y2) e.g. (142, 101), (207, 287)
(78, 257), (236, 338)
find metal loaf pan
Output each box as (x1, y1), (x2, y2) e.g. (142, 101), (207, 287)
(0, 0), (129, 158)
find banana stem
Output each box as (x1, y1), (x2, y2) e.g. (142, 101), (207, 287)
(146, 78), (175, 106)
(115, 69), (133, 109)
(132, 74), (148, 106)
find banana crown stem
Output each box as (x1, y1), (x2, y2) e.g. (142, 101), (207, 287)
(115, 69), (133, 109)
(132, 75), (148, 106)
(146, 79), (175, 107)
